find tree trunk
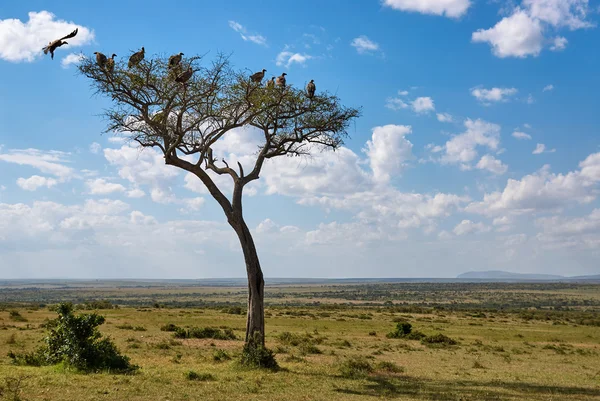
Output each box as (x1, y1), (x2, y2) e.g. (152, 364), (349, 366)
(230, 217), (265, 346)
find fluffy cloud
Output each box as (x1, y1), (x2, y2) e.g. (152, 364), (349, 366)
(536, 209), (600, 250)
(0, 148), (74, 179)
(412, 97), (435, 113)
(86, 178), (126, 195)
(453, 219), (491, 235)
(16, 175), (58, 191)
(550, 36), (568, 51)
(437, 119), (502, 169)
(476, 154), (508, 175)
(0, 11), (94, 62)
(532, 143), (556, 154)
(364, 125), (413, 183)
(512, 131), (532, 140)
(276, 50), (312, 68)
(228, 20), (267, 46)
(382, 0), (472, 18)
(61, 52), (83, 68)
(467, 153), (600, 216)
(437, 113), (453, 123)
(89, 142), (102, 154)
(471, 87), (518, 103)
(473, 1), (593, 58)
(351, 35), (380, 55)
(543, 84), (554, 92)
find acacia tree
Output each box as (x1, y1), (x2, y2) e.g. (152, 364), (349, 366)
(78, 52), (360, 354)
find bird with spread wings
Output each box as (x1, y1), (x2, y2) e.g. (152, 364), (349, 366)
(42, 28), (78, 60)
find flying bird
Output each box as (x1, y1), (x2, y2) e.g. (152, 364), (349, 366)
(168, 52), (184, 69)
(306, 79), (316, 99)
(42, 28), (78, 60)
(250, 69), (267, 83)
(266, 77), (275, 88)
(175, 67), (194, 84)
(105, 54), (117, 73)
(128, 47), (145, 68)
(275, 72), (287, 88)
(94, 52), (107, 68)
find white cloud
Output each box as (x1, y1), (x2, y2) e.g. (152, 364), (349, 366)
(130, 211), (157, 225)
(275, 50), (312, 68)
(256, 218), (279, 234)
(228, 20), (267, 46)
(550, 36), (568, 51)
(533, 143), (556, 154)
(512, 131), (532, 140)
(412, 97), (435, 113)
(0, 148), (74, 179)
(0, 11), (94, 62)
(89, 142), (101, 154)
(86, 178), (126, 195)
(438, 119), (501, 168)
(473, 1), (593, 58)
(437, 113), (453, 123)
(522, 0), (593, 29)
(351, 35), (380, 54)
(543, 84), (554, 92)
(471, 87), (518, 104)
(472, 9), (544, 58)
(466, 153), (600, 217)
(127, 188), (145, 198)
(385, 97), (409, 111)
(60, 52), (83, 68)
(453, 219), (491, 235)
(16, 175), (58, 191)
(476, 154), (508, 175)
(382, 0), (472, 18)
(364, 125), (413, 183)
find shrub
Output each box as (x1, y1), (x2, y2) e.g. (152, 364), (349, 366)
(174, 326), (236, 340)
(368, 331), (377, 336)
(160, 323), (180, 332)
(421, 334), (458, 347)
(240, 332), (278, 369)
(186, 371), (215, 381)
(387, 322), (425, 340)
(133, 326), (146, 332)
(221, 306), (245, 315)
(338, 356), (374, 379)
(298, 342), (322, 355)
(9, 311), (27, 322)
(116, 324), (134, 330)
(213, 348), (231, 362)
(6, 334), (16, 345)
(375, 361), (404, 374)
(8, 303), (137, 373)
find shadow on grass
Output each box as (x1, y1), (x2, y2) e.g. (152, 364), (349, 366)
(333, 375), (600, 400)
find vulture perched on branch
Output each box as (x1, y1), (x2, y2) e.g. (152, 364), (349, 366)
(168, 52), (184, 69)
(266, 77), (275, 88)
(275, 73), (287, 88)
(94, 52), (107, 69)
(250, 69), (267, 83)
(128, 47), (145, 68)
(175, 67), (194, 84)
(105, 54), (117, 73)
(306, 79), (316, 99)
(42, 28), (78, 60)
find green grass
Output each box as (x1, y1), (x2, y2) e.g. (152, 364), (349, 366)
(1, 282), (600, 400)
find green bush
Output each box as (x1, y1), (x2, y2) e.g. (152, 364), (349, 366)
(213, 348), (231, 362)
(8, 303), (137, 373)
(9, 311), (27, 322)
(174, 326), (237, 340)
(338, 356), (374, 379)
(160, 323), (180, 332)
(240, 332), (278, 369)
(186, 371), (215, 381)
(421, 333), (458, 347)
(375, 361), (404, 373)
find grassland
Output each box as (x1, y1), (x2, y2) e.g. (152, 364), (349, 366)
(1, 281), (599, 400)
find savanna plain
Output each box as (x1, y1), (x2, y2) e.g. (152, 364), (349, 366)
(0, 280), (599, 400)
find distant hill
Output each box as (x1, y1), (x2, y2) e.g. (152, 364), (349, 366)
(457, 270), (600, 281)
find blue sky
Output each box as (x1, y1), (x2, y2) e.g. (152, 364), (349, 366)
(1, 0), (600, 279)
